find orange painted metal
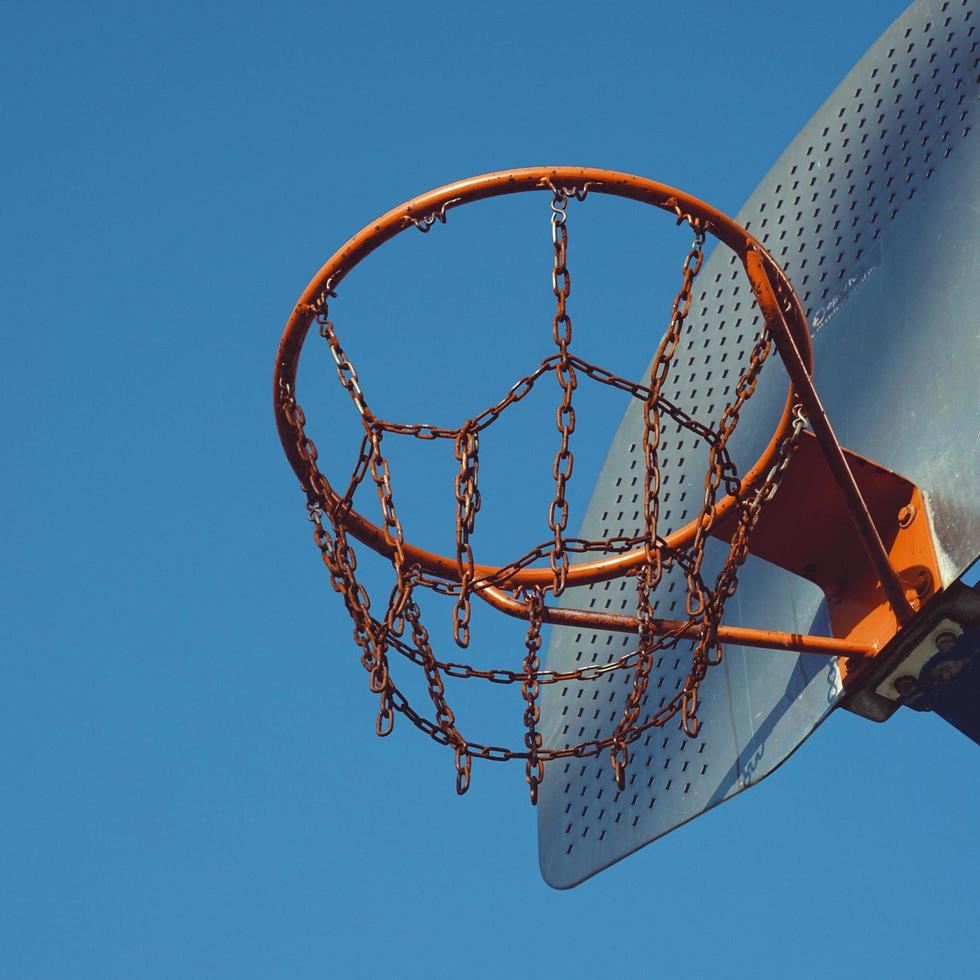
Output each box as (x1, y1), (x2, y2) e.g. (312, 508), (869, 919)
(479, 431), (943, 660)
(275, 166), (936, 662)
(708, 430), (941, 667)
(274, 167), (812, 591)
(480, 584), (875, 657)
(743, 249), (916, 626)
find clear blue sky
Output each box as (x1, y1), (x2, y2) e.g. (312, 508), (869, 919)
(2, 2), (976, 977)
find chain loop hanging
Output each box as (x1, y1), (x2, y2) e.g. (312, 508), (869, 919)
(521, 587), (546, 804)
(547, 187), (577, 596)
(276, 175), (812, 804)
(452, 421), (480, 647)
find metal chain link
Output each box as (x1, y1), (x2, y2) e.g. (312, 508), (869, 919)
(404, 589), (471, 793)
(452, 422), (480, 647)
(521, 587), (546, 804)
(280, 188), (806, 802)
(609, 227), (705, 782)
(677, 309), (785, 737)
(371, 353), (716, 447)
(547, 188), (577, 596)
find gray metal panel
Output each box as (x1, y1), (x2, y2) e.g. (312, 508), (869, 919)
(539, 0), (980, 888)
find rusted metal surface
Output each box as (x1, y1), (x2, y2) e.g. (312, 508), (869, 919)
(275, 165), (931, 804)
(547, 187), (576, 597)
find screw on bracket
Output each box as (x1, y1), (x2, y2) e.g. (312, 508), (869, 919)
(913, 568), (933, 598)
(893, 674), (918, 696)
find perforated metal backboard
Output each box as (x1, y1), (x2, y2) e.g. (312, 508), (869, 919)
(538, 0), (980, 888)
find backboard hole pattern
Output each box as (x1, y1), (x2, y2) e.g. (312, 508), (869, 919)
(547, 1), (977, 866)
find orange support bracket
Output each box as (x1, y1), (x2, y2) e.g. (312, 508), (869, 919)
(481, 430), (940, 668)
(710, 430), (941, 680)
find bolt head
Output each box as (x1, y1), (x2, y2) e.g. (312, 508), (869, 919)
(893, 674), (918, 696)
(914, 569), (934, 598)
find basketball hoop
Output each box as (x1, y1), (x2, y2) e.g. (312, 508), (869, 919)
(274, 167), (936, 802)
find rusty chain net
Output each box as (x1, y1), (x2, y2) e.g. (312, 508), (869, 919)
(278, 184), (805, 803)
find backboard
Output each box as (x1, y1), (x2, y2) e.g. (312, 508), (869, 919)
(537, 0), (980, 888)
